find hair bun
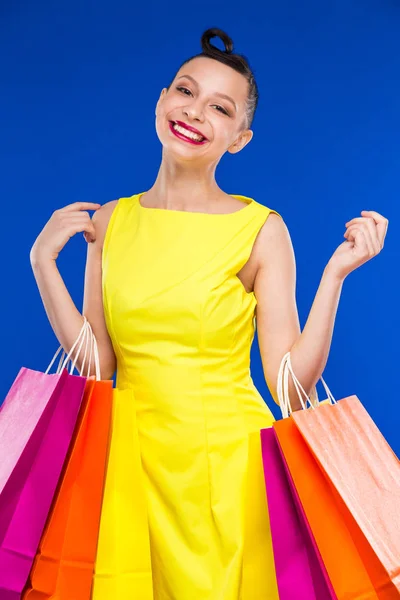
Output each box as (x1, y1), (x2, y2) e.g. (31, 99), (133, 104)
(201, 28), (234, 55)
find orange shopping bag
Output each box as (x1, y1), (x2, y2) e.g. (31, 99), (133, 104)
(23, 318), (113, 599)
(274, 417), (387, 599)
(275, 351), (400, 600)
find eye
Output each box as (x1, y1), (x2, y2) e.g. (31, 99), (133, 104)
(176, 86), (192, 96)
(212, 105), (229, 116)
(176, 86), (230, 116)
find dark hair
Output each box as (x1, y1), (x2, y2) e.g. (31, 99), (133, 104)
(167, 27), (259, 130)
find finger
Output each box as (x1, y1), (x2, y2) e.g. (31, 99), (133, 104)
(67, 215), (96, 227)
(345, 216), (382, 252)
(59, 214), (94, 223)
(60, 202), (102, 213)
(361, 211), (389, 246)
(345, 225), (374, 256)
(83, 231), (96, 243)
(345, 213), (387, 227)
(357, 228), (375, 263)
(66, 210), (92, 219)
(73, 223), (96, 237)
(360, 210), (387, 223)
(345, 217), (366, 227)
(62, 216), (96, 239)
(362, 216), (382, 253)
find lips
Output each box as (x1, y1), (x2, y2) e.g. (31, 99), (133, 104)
(169, 120), (208, 143)
(174, 120), (208, 140)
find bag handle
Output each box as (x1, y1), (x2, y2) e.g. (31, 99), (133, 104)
(277, 351), (337, 418)
(45, 316), (101, 380)
(66, 318), (101, 380)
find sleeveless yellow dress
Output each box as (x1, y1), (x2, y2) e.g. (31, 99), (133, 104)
(101, 191), (282, 600)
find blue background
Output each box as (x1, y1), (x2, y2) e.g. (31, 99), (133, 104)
(1, 1), (399, 454)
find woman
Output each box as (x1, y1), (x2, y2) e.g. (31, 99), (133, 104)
(30, 27), (388, 600)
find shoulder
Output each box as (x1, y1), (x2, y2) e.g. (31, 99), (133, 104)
(255, 201), (287, 238)
(262, 209), (287, 237)
(253, 203), (292, 266)
(92, 199), (120, 249)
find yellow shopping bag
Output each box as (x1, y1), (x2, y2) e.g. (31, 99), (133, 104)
(241, 429), (280, 600)
(92, 388), (154, 599)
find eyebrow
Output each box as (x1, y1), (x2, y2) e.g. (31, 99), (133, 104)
(176, 74), (238, 112)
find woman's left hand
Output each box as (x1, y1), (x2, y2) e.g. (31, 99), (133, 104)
(327, 210), (389, 281)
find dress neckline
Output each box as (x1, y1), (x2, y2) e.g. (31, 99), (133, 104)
(135, 192), (255, 216)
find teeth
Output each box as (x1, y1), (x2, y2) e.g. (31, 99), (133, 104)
(172, 123), (204, 142)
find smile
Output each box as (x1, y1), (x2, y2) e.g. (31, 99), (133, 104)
(169, 121), (208, 145)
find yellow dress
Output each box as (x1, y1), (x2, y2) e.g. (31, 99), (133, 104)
(101, 191), (282, 600)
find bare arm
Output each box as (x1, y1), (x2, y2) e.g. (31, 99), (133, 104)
(254, 213), (344, 411)
(81, 201), (118, 379)
(30, 200), (118, 380)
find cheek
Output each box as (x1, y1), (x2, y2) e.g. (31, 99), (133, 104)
(160, 95), (180, 115)
(155, 106), (173, 134)
(216, 123), (235, 146)
(157, 104), (168, 119)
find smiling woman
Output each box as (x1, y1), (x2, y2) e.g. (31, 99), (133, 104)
(30, 25), (287, 600)
(94, 28), (285, 600)
(26, 14), (392, 600)
(150, 28), (260, 170)
(92, 28), (284, 600)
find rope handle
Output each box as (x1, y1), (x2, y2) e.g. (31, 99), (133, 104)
(277, 351), (336, 418)
(45, 316), (101, 380)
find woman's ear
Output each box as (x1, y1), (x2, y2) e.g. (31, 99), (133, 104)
(227, 129), (254, 154)
(155, 87), (168, 116)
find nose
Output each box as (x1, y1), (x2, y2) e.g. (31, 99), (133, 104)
(183, 98), (205, 122)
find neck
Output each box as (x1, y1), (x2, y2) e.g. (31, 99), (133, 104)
(145, 152), (224, 210)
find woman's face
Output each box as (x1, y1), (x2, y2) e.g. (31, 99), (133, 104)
(155, 56), (253, 164)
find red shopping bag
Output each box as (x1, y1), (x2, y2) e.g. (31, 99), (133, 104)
(0, 318), (92, 599)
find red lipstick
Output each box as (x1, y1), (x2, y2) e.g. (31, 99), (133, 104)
(174, 120), (207, 138)
(169, 121), (208, 145)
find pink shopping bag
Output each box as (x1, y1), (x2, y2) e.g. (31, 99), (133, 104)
(0, 318), (92, 599)
(292, 396), (400, 596)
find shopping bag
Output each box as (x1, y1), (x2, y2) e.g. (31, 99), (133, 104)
(279, 437), (338, 600)
(0, 318), (90, 599)
(23, 381), (112, 599)
(23, 320), (113, 599)
(274, 416), (382, 599)
(276, 351), (400, 599)
(91, 387), (154, 600)
(241, 429), (280, 600)
(261, 426), (336, 599)
(291, 390), (400, 590)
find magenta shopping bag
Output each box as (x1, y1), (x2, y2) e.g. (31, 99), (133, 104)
(261, 426), (336, 600)
(0, 318), (93, 599)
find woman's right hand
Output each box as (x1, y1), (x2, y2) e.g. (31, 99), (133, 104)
(30, 201), (102, 264)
